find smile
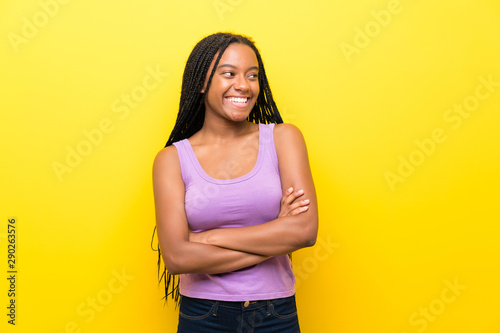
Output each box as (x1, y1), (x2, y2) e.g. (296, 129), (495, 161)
(226, 97), (249, 107)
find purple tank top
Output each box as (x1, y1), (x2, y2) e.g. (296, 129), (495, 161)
(173, 123), (295, 301)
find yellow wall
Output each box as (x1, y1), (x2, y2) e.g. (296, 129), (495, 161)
(1, 0), (499, 332)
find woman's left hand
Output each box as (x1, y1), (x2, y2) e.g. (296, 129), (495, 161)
(278, 187), (310, 218)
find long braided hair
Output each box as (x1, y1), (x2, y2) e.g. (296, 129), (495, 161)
(152, 32), (283, 304)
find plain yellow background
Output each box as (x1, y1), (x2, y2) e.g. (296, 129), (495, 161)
(1, 0), (499, 332)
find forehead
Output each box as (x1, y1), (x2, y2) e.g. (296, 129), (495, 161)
(215, 43), (258, 69)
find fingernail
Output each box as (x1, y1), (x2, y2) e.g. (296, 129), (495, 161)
(303, 199), (310, 204)
(288, 187), (293, 193)
(297, 189), (304, 194)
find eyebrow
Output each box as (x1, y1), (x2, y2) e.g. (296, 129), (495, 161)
(217, 64), (259, 71)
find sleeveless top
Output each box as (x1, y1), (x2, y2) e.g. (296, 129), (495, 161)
(172, 123), (295, 301)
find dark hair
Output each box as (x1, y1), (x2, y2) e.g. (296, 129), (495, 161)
(152, 32), (283, 304)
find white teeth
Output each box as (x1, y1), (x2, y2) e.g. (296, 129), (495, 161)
(227, 97), (248, 104)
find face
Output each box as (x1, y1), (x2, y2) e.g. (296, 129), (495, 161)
(202, 43), (260, 123)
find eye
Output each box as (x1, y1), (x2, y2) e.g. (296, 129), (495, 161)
(222, 71), (235, 77)
(248, 73), (259, 80)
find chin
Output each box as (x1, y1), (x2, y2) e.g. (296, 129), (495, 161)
(229, 115), (251, 123)
(226, 109), (252, 121)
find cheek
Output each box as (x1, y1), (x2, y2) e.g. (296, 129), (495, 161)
(253, 82), (260, 96)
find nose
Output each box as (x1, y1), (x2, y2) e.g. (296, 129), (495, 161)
(234, 74), (249, 91)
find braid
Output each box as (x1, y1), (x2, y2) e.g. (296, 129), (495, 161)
(153, 32), (283, 305)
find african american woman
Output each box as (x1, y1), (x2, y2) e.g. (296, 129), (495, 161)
(152, 32), (318, 332)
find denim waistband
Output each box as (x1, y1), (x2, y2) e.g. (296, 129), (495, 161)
(181, 295), (294, 312)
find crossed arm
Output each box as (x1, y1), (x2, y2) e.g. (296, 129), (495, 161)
(153, 123), (318, 275)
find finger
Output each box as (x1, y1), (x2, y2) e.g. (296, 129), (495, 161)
(289, 199), (309, 211)
(281, 187), (295, 205)
(285, 199), (310, 216)
(289, 205), (309, 216)
(281, 187), (293, 205)
(286, 189), (305, 205)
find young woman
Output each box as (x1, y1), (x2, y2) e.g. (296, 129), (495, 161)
(153, 32), (318, 332)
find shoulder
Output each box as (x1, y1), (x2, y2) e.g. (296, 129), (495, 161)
(273, 123), (306, 146)
(154, 145), (179, 164)
(153, 145), (181, 178)
(273, 123), (303, 137)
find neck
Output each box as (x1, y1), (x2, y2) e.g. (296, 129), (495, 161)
(197, 118), (254, 144)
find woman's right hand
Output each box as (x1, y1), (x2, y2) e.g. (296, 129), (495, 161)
(278, 187), (310, 218)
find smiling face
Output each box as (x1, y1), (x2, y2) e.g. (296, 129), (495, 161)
(202, 43), (260, 124)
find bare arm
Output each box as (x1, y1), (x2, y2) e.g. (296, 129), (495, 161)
(189, 124), (318, 256)
(153, 146), (271, 275)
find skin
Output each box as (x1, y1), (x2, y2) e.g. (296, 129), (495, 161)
(153, 43), (318, 275)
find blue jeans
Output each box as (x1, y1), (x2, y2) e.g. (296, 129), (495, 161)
(177, 295), (301, 333)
